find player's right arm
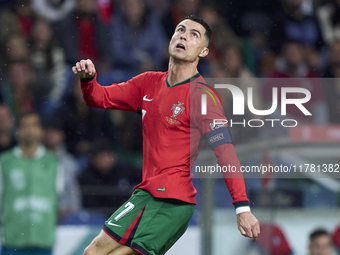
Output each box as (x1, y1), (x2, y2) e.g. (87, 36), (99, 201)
(72, 59), (142, 112)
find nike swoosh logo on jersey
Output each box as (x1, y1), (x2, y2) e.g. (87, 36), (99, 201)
(143, 95), (153, 101)
(107, 221), (122, 227)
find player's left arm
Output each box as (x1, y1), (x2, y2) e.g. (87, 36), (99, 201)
(193, 86), (260, 241)
(212, 143), (260, 242)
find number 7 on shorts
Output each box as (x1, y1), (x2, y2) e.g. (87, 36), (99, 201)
(114, 202), (135, 221)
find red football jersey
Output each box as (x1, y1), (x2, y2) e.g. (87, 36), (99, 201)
(81, 71), (249, 207)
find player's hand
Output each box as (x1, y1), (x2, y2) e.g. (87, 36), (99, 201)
(237, 211), (260, 242)
(72, 59), (96, 79)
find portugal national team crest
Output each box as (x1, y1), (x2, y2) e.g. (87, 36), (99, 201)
(171, 101), (185, 119)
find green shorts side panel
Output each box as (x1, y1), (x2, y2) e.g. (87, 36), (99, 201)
(103, 189), (195, 255)
(104, 189), (150, 238)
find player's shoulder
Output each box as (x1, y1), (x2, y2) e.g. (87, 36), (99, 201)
(191, 77), (221, 101)
(131, 71), (167, 88)
(139, 71), (168, 81)
(194, 78), (212, 91)
(43, 149), (58, 161)
(0, 149), (13, 161)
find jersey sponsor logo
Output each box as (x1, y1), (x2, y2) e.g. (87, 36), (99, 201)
(207, 133), (225, 145)
(107, 220), (122, 227)
(143, 95), (153, 101)
(171, 101), (185, 119)
(157, 187), (166, 192)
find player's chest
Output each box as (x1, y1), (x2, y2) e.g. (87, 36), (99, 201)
(140, 85), (190, 129)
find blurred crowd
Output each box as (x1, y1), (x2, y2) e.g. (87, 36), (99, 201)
(0, 0), (340, 220)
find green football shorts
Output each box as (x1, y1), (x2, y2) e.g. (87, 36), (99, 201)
(103, 189), (195, 255)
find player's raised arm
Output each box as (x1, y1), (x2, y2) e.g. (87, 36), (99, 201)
(72, 59), (142, 112)
(72, 59), (96, 79)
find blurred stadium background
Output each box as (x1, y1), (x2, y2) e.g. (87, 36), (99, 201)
(0, 0), (340, 254)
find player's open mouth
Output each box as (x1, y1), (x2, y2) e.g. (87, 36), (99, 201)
(176, 43), (186, 50)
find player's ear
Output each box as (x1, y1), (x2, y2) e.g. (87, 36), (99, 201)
(199, 47), (209, 58)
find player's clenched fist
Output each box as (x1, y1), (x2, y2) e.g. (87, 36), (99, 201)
(72, 59), (96, 79)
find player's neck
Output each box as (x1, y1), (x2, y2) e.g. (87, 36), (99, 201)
(19, 142), (40, 158)
(167, 58), (198, 86)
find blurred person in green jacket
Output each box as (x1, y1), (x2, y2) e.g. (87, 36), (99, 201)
(0, 111), (63, 255)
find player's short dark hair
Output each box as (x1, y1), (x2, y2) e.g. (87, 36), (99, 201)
(16, 111), (41, 128)
(310, 229), (329, 242)
(184, 14), (212, 46)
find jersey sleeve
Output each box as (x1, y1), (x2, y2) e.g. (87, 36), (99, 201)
(80, 72), (144, 112)
(192, 85), (250, 212)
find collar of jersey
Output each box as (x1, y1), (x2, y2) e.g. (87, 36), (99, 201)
(13, 145), (46, 159)
(166, 72), (200, 87)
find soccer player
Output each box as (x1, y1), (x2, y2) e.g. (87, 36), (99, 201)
(73, 15), (260, 255)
